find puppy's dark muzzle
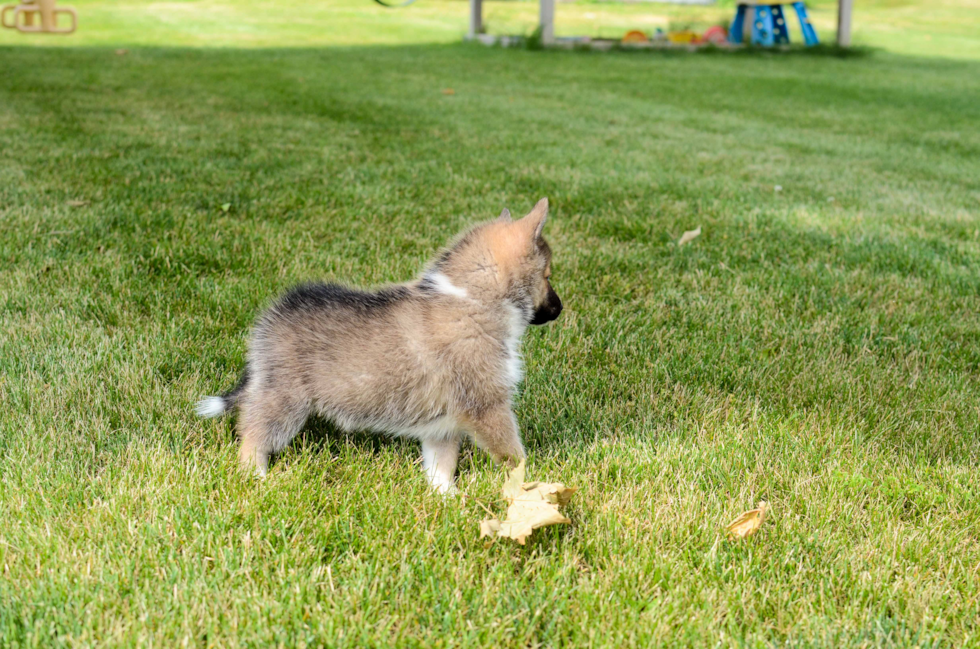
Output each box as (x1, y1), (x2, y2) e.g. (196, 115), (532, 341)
(530, 286), (562, 326)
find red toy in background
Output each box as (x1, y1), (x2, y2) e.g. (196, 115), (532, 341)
(702, 25), (729, 44)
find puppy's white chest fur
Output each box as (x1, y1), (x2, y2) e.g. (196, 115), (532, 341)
(502, 301), (527, 390)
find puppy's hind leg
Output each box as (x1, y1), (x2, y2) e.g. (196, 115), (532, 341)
(421, 436), (461, 495)
(464, 405), (525, 468)
(237, 394), (309, 478)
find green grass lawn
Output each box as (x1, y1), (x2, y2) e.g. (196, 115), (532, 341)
(2, 0), (980, 646)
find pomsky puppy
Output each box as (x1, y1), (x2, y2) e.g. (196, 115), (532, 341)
(196, 198), (562, 493)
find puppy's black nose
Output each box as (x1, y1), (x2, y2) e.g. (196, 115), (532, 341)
(530, 290), (562, 325)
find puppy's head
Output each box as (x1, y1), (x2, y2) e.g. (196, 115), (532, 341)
(488, 198), (562, 326)
(433, 198), (562, 325)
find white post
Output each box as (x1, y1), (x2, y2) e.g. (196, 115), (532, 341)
(539, 0), (555, 46)
(837, 0), (853, 47)
(468, 0), (482, 40)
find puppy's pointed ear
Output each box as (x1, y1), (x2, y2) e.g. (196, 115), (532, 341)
(496, 208), (512, 223)
(518, 197), (548, 241)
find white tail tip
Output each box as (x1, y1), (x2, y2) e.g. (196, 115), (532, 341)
(195, 396), (226, 418)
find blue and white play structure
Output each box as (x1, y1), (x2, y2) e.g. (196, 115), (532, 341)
(729, 2), (819, 47)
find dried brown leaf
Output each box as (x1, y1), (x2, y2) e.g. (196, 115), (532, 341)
(725, 501), (769, 540)
(678, 226), (702, 246)
(479, 460), (577, 545)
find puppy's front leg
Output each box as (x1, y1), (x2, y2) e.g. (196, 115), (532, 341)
(421, 436), (461, 494)
(465, 405), (526, 467)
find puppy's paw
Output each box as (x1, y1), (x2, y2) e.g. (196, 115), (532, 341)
(429, 473), (458, 496)
(492, 449), (526, 469)
(437, 483), (459, 497)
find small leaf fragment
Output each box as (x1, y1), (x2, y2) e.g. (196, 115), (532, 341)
(479, 519), (501, 538)
(479, 460), (577, 545)
(67, 200), (89, 207)
(725, 501), (769, 540)
(500, 460), (526, 500)
(678, 226), (701, 246)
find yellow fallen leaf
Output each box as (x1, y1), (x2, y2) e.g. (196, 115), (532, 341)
(678, 226), (702, 246)
(725, 501), (769, 540)
(479, 460), (577, 545)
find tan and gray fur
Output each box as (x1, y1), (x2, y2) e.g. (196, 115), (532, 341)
(196, 198), (562, 493)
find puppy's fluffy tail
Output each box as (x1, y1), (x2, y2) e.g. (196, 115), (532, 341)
(195, 367), (249, 418)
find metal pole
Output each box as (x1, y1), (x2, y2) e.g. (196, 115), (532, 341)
(837, 0), (853, 47)
(468, 0), (482, 39)
(539, 0), (554, 46)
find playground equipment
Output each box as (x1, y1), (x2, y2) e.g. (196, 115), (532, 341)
(467, 0), (855, 48)
(729, 2), (818, 47)
(1, 0), (76, 34)
(621, 30), (649, 44)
